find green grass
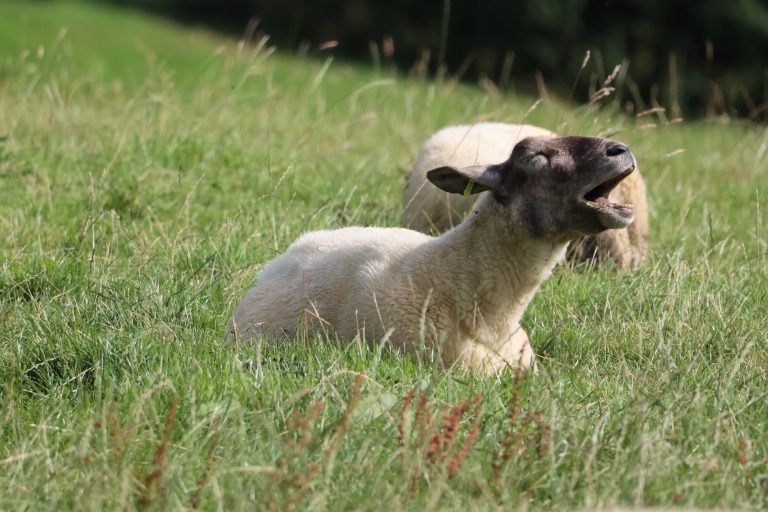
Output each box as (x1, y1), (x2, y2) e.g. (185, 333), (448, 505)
(1, 1), (767, 510)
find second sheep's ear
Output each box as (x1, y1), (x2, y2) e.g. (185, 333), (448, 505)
(426, 164), (504, 196)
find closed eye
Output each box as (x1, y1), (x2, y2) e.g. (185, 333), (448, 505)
(525, 152), (550, 166)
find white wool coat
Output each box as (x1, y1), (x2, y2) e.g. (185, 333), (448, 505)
(231, 194), (568, 373)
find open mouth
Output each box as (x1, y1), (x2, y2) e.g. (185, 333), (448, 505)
(582, 166), (635, 211)
(580, 166), (636, 228)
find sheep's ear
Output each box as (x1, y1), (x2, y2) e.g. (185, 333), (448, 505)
(426, 164), (504, 196)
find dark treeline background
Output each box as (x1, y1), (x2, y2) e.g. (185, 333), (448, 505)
(120, 0), (768, 120)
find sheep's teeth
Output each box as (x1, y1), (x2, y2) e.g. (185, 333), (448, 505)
(584, 200), (634, 209)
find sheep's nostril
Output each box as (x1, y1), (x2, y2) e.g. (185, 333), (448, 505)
(606, 143), (629, 157)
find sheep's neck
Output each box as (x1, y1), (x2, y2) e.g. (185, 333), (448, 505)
(421, 196), (567, 332)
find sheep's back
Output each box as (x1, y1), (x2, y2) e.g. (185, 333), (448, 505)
(231, 227), (430, 341)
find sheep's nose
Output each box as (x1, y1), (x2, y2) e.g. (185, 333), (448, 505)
(606, 142), (630, 157)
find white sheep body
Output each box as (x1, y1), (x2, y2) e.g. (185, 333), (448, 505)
(231, 198), (564, 372)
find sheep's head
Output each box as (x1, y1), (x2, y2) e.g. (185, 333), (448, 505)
(426, 135), (637, 240)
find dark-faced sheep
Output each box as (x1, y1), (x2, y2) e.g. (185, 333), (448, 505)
(231, 135), (638, 373)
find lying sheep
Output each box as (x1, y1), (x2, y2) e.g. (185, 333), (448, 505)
(231, 135), (638, 373)
(402, 123), (649, 268)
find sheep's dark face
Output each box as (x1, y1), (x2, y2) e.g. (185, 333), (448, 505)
(502, 135), (636, 237)
(427, 135), (637, 240)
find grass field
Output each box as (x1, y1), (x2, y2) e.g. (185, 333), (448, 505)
(1, 1), (767, 510)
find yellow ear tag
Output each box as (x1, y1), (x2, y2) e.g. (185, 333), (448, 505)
(462, 182), (474, 197)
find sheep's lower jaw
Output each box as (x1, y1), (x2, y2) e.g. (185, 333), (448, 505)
(582, 197), (635, 229)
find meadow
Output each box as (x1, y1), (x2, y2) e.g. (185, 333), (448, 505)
(1, 1), (767, 509)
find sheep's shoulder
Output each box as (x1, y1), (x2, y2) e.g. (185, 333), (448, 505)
(289, 227), (429, 256)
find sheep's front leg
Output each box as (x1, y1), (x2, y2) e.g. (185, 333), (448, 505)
(456, 329), (534, 374)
